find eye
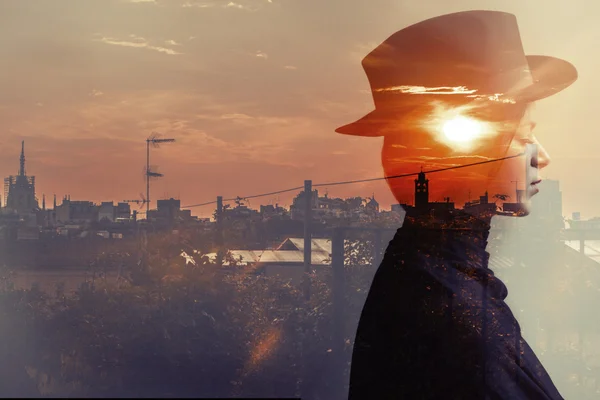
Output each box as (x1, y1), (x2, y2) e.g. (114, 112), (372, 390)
(513, 134), (535, 146)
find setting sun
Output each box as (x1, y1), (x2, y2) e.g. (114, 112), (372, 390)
(442, 115), (483, 143)
(420, 102), (499, 152)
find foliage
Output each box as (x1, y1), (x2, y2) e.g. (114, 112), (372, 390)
(0, 233), (341, 398)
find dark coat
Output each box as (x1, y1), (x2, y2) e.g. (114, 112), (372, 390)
(348, 220), (563, 400)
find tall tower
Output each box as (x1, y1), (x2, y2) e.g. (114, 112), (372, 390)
(4, 141), (39, 215)
(414, 170), (429, 209)
(19, 140), (25, 176)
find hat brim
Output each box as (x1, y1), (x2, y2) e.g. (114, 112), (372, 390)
(335, 55), (578, 137)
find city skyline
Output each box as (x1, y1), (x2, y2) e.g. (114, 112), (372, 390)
(0, 0), (596, 218)
(0, 140), (565, 222)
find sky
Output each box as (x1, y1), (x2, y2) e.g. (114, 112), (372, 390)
(0, 0), (598, 219)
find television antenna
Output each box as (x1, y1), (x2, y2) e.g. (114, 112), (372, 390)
(145, 133), (175, 214)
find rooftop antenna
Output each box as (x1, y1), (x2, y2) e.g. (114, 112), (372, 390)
(123, 193), (149, 211)
(146, 133), (175, 215)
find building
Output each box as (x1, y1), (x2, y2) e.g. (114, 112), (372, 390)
(365, 194), (380, 214)
(414, 170), (429, 209)
(157, 198), (180, 219)
(4, 141), (39, 216)
(290, 188), (320, 219)
(463, 191), (496, 215)
(290, 189), (376, 221)
(116, 202), (131, 220)
(99, 202), (116, 222)
(97, 201), (132, 222)
(54, 197), (98, 224)
(146, 198), (192, 223)
(411, 171), (455, 214)
(260, 204), (289, 219)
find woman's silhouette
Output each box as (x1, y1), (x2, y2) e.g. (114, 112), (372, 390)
(336, 11), (577, 399)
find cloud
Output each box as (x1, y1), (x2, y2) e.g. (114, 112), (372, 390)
(284, 65), (297, 70)
(89, 89), (104, 97)
(127, 0), (157, 3)
(165, 39), (182, 46)
(255, 50), (268, 59)
(220, 113), (253, 120)
(374, 85), (478, 95)
(128, 34), (146, 42)
(216, 113), (291, 126)
(97, 36), (183, 55)
(182, 0), (264, 11)
(181, 1), (214, 8)
(15, 90), (314, 164)
(226, 2), (245, 9)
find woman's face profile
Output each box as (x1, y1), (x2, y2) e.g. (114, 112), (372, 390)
(492, 104), (550, 213)
(380, 102), (549, 215)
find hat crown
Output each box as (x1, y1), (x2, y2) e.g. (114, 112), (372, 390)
(364, 10), (532, 108)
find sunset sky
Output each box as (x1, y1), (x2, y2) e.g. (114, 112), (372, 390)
(0, 0), (597, 219)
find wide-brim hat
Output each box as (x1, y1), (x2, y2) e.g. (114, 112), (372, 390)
(336, 10), (578, 137)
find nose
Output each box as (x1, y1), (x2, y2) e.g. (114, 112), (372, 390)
(531, 138), (551, 170)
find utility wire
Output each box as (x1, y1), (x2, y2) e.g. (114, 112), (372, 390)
(181, 152), (525, 209)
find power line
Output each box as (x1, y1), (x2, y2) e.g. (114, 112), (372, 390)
(181, 153), (525, 209)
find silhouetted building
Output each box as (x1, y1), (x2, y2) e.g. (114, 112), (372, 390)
(260, 204), (289, 219)
(116, 202), (131, 220)
(4, 141), (39, 215)
(99, 202), (116, 222)
(290, 188), (320, 219)
(464, 191), (495, 215)
(365, 194), (380, 213)
(428, 197), (456, 211)
(414, 170), (429, 209)
(147, 198), (192, 223)
(54, 197), (98, 224)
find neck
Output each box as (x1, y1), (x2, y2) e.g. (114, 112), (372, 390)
(402, 207), (492, 232)
(397, 207), (491, 267)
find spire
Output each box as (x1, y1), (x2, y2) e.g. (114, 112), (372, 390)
(53, 194), (57, 209)
(42, 194), (46, 210)
(19, 140), (25, 176)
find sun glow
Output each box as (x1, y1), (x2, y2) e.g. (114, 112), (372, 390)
(421, 102), (499, 152)
(442, 116), (483, 143)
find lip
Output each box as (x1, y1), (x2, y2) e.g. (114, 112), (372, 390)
(531, 179), (542, 186)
